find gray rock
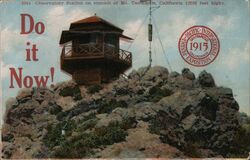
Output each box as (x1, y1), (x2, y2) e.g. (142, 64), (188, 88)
(198, 71), (215, 87)
(169, 71), (180, 78)
(181, 114), (197, 130)
(142, 66), (169, 81)
(16, 89), (32, 101)
(2, 142), (15, 158)
(182, 68), (195, 80)
(128, 69), (141, 80)
(217, 87), (233, 98)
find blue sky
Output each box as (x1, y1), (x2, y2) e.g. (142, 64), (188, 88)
(0, 0), (249, 115)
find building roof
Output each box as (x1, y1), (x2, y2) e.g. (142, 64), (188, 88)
(71, 15), (123, 31)
(59, 15), (133, 44)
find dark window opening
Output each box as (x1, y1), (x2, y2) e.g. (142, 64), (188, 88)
(105, 34), (116, 47)
(77, 34), (98, 44)
(78, 34), (90, 44)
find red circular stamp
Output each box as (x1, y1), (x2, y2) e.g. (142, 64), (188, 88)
(178, 26), (220, 67)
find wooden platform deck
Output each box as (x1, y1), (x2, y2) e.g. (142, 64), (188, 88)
(60, 43), (132, 75)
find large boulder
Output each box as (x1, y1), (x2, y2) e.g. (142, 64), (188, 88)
(129, 66), (169, 86)
(142, 66), (169, 81)
(182, 68), (195, 80)
(198, 71), (215, 87)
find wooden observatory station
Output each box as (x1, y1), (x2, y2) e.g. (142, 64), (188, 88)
(60, 15), (133, 84)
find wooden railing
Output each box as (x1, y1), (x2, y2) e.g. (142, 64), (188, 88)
(77, 43), (103, 56)
(61, 43), (132, 65)
(118, 49), (132, 64)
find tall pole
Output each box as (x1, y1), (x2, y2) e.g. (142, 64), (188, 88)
(148, 0), (152, 67)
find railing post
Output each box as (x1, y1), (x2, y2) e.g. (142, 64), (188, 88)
(102, 42), (104, 56)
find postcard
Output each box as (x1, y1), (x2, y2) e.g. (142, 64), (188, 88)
(1, 0), (250, 159)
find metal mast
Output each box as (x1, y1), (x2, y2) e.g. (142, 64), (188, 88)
(148, 0), (153, 67)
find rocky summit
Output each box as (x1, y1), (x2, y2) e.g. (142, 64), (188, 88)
(2, 66), (250, 158)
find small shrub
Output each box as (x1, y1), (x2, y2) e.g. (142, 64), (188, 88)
(52, 120), (128, 158)
(76, 119), (97, 132)
(148, 116), (164, 135)
(77, 113), (97, 131)
(115, 88), (130, 95)
(94, 121), (128, 145)
(121, 117), (137, 130)
(56, 111), (69, 121)
(101, 126), (127, 145)
(148, 86), (173, 102)
(73, 93), (82, 101)
(87, 84), (103, 94)
(183, 142), (202, 157)
(229, 124), (250, 157)
(81, 112), (96, 122)
(2, 133), (14, 142)
(59, 86), (82, 100)
(43, 120), (76, 149)
(97, 99), (127, 114)
(48, 103), (62, 115)
(43, 124), (63, 149)
(53, 134), (98, 158)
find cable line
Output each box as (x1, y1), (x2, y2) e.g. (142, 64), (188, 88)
(152, 15), (173, 72)
(127, 13), (149, 50)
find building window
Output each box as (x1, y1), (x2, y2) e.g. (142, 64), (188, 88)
(105, 34), (116, 47)
(90, 34), (97, 43)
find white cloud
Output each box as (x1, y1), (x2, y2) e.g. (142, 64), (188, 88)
(123, 19), (146, 38)
(1, 62), (15, 79)
(122, 12), (198, 50)
(223, 41), (250, 70)
(121, 11), (198, 68)
(122, 19), (147, 51)
(207, 15), (237, 32)
(0, 6), (92, 60)
(45, 6), (91, 37)
(1, 28), (28, 53)
(159, 12), (198, 48)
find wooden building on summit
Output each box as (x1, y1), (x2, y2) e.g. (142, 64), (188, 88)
(60, 15), (133, 84)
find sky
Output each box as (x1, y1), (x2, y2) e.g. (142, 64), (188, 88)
(0, 0), (250, 118)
